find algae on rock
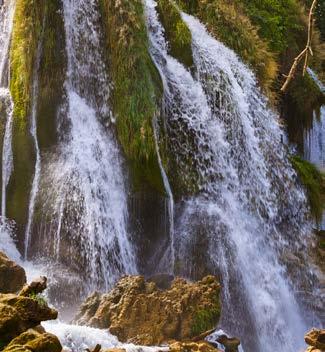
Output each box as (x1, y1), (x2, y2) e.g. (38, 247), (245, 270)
(156, 0), (194, 69)
(99, 0), (166, 192)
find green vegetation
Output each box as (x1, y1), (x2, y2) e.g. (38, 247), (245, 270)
(28, 292), (48, 308)
(156, 0), (193, 69)
(99, 0), (166, 192)
(290, 155), (325, 224)
(191, 304), (220, 336)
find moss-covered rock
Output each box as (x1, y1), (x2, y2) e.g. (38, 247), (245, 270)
(99, 0), (165, 192)
(74, 275), (221, 345)
(156, 0), (193, 69)
(290, 155), (324, 224)
(7, 0), (66, 243)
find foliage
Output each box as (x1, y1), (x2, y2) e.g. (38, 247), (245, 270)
(290, 155), (324, 224)
(191, 304), (220, 336)
(156, 0), (193, 68)
(28, 292), (48, 308)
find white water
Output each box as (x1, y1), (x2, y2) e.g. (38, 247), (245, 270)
(145, 2), (314, 351)
(38, 0), (137, 288)
(24, 34), (42, 258)
(0, 0), (15, 217)
(43, 321), (168, 352)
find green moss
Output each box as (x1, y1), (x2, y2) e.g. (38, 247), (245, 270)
(290, 155), (324, 224)
(175, 0), (278, 93)
(7, 0), (45, 239)
(37, 0), (66, 151)
(156, 0), (193, 69)
(99, 0), (166, 192)
(191, 305), (220, 336)
(28, 293), (47, 308)
(7, 0), (65, 241)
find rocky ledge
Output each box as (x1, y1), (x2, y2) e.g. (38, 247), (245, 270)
(304, 328), (325, 352)
(0, 273), (61, 352)
(74, 275), (221, 346)
(0, 252), (26, 294)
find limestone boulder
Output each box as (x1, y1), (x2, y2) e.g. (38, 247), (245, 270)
(74, 275), (221, 345)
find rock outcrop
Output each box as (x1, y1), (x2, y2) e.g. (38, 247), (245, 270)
(0, 274), (61, 352)
(0, 251), (26, 294)
(74, 275), (221, 345)
(169, 341), (222, 352)
(304, 328), (325, 351)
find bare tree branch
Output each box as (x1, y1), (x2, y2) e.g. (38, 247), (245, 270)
(281, 0), (318, 92)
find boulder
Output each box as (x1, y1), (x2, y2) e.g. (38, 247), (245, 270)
(3, 328), (62, 352)
(0, 252), (26, 294)
(305, 328), (325, 351)
(169, 341), (222, 352)
(74, 275), (221, 345)
(0, 291), (57, 344)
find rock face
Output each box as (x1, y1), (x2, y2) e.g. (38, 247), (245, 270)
(0, 275), (61, 352)
(305, 328), (325, 351)
(74, 275), (221, 345)
(169, 341), (222, 352)
(0, 251), (26, 294)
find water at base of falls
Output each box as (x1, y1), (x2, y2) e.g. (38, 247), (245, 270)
(145, 1), (318, 351)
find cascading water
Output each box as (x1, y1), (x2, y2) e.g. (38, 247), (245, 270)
(145, 1), (318, 351)
(34, 0), (137, 289)
(0, 0), (15, 217)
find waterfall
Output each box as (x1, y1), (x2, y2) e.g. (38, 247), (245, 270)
(38, 0), (137, 289)
(0, 0), (15, 217)
(145, 1), (316, 351)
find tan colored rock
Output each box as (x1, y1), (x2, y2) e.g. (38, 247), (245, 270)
(169, 341), (222, 352)
(0, 292), (58, 344)
(74, 275), (221, 345)
(3, 328), (62, 352)
(19, 276), (47, 297)
(103, 349), (126, 352)
(305, 328), (325, 351)
(0, 251), (26, 294)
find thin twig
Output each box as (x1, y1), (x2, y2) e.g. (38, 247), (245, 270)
(281, 0), (318, 92)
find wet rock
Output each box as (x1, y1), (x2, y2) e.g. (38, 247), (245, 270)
(0, 290), (58, 344)
(19, 276), (47, 297)
(2, 328), (62, 352)
(169, 341), (222, 352)
(216, 335), (240, 352)
(305, 328), (325, 351)
(0, 251), (26, 294)
(74, 275), (221, 345)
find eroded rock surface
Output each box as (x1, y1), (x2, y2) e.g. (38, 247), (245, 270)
(0, 251), (26, 294)
(305, 328), (325, 351)
(74, 275), (221, 345)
